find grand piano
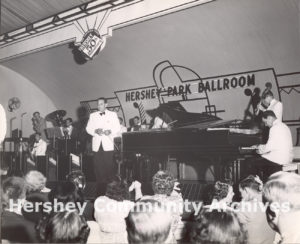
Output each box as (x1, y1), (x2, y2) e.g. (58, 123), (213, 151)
(121, 102), (261, 183)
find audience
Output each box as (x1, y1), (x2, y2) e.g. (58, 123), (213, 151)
(126, 199), (173, 244)
(22, 170), (50, 223)
(2, 168), (300, 244)
(1, 177), (38, 243)
(205, 181), (235, 208)
(237, 175), (275, 244)
(36, 210), (90, 243)
(25, 170), (50, 196)
(93, 175), (135, 243)
(263, 171), (300, 244)
(133, 170), (184, 241)
(48, 181), (85, 212)
(66, 170), (94, 220)
(188, 207), (247, 244)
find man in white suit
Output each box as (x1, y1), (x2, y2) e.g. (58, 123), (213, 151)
(86, 97), (120, 195)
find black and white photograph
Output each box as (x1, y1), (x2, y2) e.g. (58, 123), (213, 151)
(0, 0), (300, 243)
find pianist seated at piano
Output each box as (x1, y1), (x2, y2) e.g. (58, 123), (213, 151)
(248, 110), (293, 181)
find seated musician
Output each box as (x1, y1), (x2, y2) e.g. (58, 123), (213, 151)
(31, 132), (47, 175)
(251, 110), (293, 180)
(255, 90), (283, 121)
(130, 116), (141, 132)
(31, 132), (47, 157)
(61, 117), (78, 139)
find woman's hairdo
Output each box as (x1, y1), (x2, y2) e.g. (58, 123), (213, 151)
(126, 199), (172, 244)
(105, 175), (129, 201)
(25, 170), (47, 193)
(189, 208), (247, 244)
(212, 181), (231, 201)
(152, 170), (176, 195)
(240, 175), (263, 192)
(36, 211), (90, 243)
(48, 181), (84, 206)
(2, 177), (27, 207)
(66, 170), (86, 190)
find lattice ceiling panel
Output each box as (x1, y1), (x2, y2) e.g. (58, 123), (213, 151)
(0, 0), (96, 34)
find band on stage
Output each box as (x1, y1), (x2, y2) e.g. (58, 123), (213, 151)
(0, 88), (295, 188)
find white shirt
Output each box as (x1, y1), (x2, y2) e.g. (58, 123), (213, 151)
(32, 139), (47, 156)
(258, 120), (293, 164)
(267, 99), (283, 121)
(152, 117), (168, 129)
(0, 104), (7, 143)
(61, 125), (73, 138)
(116, 125), (128, 137)
(86, 110), (121, 152)
(94, 196), (134, 233)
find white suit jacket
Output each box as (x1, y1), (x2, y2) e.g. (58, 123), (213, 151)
(86, 110), (120, 152)
(32, 139), (47, 156)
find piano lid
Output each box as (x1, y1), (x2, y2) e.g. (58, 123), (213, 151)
(146, 101), (221, 128)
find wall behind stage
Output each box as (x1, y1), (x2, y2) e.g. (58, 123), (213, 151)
(0, 65), (57, 138)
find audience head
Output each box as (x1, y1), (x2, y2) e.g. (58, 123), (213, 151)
(25, 170), (47, 193)
(189, 208), (247, 244)
(211, 181), (234, 205)
(48, 181), (84, 207)
(152, 170), (176, 196)
(105, 175), (129, 201)
(126, 199), (172, 244)
(263, 172), (300, 233)
(239, 175), (263, 201)
(66, 171), (86, 191)
(97, 97), (107, 112)
(262, 110), (277, 127)
(37, 210), (90, 243)
(2, 177), (27, 208)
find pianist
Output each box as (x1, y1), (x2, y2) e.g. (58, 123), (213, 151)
(251, 110), (293, 180)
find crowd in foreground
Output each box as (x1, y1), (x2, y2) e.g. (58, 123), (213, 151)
(1, 169), (300, 244)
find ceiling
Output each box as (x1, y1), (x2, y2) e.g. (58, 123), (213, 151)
(0, 0), (95, 34)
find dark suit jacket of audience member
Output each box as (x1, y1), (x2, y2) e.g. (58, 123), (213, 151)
(2, 210), (38, 243)
(22, 191), (49, 224)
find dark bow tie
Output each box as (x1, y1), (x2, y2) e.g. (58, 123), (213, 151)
(99, 112), (105, 116)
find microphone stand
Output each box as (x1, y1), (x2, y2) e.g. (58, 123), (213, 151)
(19, 112), (27, 172)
